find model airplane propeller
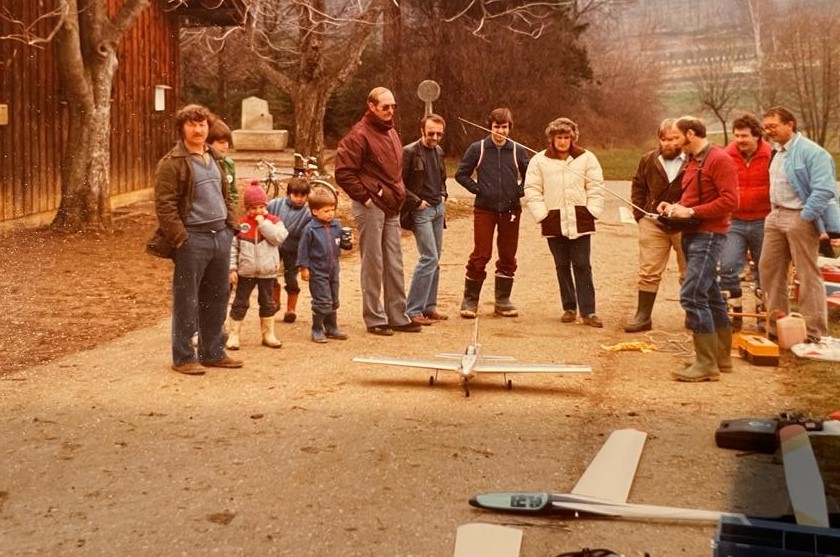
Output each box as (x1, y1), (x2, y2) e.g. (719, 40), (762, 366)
(352, 319), (591, 397)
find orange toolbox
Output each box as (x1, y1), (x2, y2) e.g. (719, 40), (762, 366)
(736, 333), (779, 366)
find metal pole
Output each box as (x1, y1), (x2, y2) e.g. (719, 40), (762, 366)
(457, 117), (657, 218)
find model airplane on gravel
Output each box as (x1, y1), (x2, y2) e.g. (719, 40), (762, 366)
(352, 319), (591, 397)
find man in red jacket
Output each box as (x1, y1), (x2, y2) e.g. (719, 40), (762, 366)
(658, 116), (738, 382)
(721, 114), (771, 331)
(334, 87), (420, 336)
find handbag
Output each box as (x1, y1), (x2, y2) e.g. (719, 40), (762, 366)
(145, 228), (174, 259)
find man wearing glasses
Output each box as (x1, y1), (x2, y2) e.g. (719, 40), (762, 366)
(760, 106), (840, 343)
(335, 87), (421, 336)
(402, 114), (449, 326)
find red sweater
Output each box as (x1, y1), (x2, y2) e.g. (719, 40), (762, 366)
(679, 144), (738, 234)
(724, 139), (771, 221)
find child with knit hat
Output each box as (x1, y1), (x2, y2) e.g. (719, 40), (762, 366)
(227, 182), (289, 349)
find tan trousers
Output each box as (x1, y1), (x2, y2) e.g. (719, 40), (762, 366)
(637, 217), (686, 293)
(759, 207), (827, 338)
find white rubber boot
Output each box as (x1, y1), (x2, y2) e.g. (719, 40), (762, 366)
(260, 317), (283, 348)
(226, 319), (242, 350)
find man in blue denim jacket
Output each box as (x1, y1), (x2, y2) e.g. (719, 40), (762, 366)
(760, 106), (840, 342)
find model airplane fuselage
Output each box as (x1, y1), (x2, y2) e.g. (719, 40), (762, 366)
(353, 319), (590, 397)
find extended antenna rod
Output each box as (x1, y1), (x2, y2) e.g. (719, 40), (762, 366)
(457, 116), (656, 217)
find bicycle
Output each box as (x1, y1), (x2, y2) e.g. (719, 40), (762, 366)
(257, 154), (337, 201)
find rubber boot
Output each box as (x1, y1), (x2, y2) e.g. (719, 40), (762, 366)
(459, 278), (483, 319)
(494, 275), (518, 317)
(716, 327), (733, 373)
(672, 333), (720, 382)
(311, 313), (327, 343)
(226, 319), (243, 350)
(284, 292), (299, 323)
(728, 296), (743, 331)
(260, 317), (283, 348)
(624, 291), (656, 333)
(324, 312), (348, 340)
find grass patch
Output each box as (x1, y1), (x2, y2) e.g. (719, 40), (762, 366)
(779, 307), (840, 417)
(595, 148), (647, 180)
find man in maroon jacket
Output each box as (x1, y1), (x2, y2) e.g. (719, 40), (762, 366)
(334, 87), (420, 336)
(658, 116), (738, 382)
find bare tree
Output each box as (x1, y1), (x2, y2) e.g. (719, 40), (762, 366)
(1, 0), (151, 231)
(691, 45), (746, 144)
(763, 5), (840, 146)
(230, 0), (389, 161)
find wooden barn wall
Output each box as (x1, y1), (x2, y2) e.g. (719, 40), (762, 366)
(0, 0), (180, 226)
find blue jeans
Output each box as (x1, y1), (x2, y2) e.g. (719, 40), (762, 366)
(171, 227), (234, 366)
(407, 203), (445, 316)
(547, 235), (595, 316)
(681, 232), (729, 334)
(719, 218), (765, 297)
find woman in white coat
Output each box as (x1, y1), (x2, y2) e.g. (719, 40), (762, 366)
(524, 117), (605, 327)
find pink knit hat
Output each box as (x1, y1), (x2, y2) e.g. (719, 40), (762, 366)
(243, 181), (267, 210)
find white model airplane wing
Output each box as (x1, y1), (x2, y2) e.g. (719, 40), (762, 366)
(474, 362), (591, 373)
(352, 356), (461, 372)
(570, 428), (647, 504)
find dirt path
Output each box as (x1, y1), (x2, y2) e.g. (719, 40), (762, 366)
(0, 181), (806, 556)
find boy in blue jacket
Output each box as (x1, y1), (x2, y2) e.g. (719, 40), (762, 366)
(267, 178), (312, 323)
(297, 186), (352, 343)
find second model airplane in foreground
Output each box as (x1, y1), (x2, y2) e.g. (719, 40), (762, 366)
(352, 319), (591, 397)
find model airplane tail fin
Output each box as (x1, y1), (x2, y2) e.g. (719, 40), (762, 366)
(472, 318), (480, 349)
(570, 429), (647, 504)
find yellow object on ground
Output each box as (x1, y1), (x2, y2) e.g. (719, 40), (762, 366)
(600, 341), (657, 353)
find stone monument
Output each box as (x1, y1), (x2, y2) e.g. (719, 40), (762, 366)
(231, 96), (289, 151)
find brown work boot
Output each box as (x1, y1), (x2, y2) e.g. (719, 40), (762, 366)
(171, 361), (207, 375)
(561, 310), (577, 323)
(582, 314), (603, 328)
(201, 354), (244, 368)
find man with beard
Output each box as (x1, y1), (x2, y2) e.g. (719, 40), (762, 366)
(334, 87), (420, 336)
(720, 114), (771, 332)
(658, 116), (737, 382)
(624, 119), (687, 332)
(402, 114), (449, 325)
(455, 107), (530, 318)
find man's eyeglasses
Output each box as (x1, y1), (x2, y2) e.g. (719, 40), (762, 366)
(380, 103), (397, 111)
(425, 131), (444, 137)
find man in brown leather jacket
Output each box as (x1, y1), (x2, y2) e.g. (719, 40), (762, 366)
(153, 104), (242, 375)
(624, 118), (686, 332)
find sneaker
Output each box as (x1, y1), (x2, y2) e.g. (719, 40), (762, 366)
(367, 325), (394, 336)
(171, 361), (207, 375)
(391, 322), (422, 333)
(582, 314), (604, 328)
(410, 314), (434, 326)
(561, 310), (577, 323)
(424, 311), (449, 322)
(200, 354), (244, 368)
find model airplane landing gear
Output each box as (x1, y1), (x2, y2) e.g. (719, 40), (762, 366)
(506, 379), (513, 390)
(463, 380), (471, 398)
